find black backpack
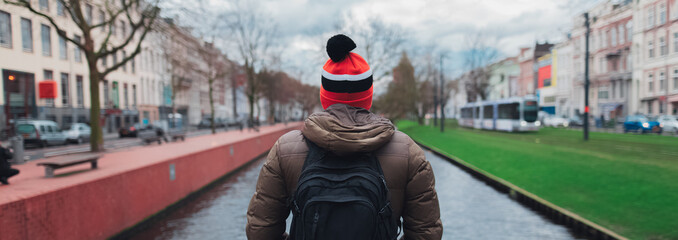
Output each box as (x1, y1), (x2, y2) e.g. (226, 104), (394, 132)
(289, 140), (398, 240)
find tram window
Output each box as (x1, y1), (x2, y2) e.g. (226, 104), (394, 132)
(461, 108), (473, 118)
(474, 107), (480, 118)
(483, 105), (493, 119)
(498, 103), (520, 119)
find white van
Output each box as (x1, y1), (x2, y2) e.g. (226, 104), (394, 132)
(15, 120), (68, 147)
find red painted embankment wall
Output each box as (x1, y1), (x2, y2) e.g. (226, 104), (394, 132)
(0, 124), (300, 240)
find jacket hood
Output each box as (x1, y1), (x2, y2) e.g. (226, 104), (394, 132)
(302, 104), (395, 156)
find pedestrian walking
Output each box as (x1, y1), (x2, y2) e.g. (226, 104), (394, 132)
(246, 34), (442, 240)
(0, 142), (19, 185)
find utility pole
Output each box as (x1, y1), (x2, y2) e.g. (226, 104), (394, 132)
(440, 55), (445, 132)
(584, 12), (591, 141)
(433, 70), (439, 127)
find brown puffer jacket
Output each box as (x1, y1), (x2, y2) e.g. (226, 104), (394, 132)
(246, 104), (443, 240)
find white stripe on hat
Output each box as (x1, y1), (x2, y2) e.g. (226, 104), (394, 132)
(321, 69), (373, 81)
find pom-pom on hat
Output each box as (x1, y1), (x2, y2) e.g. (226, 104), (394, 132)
(320, 34), (373, 110)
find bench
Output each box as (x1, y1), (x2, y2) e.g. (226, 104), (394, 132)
(167, 129), (186, 142)
(138, 130), (164, 144)
(37, 153), (101, 178)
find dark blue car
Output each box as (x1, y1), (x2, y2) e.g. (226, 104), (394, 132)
(623, 115), (662, 134)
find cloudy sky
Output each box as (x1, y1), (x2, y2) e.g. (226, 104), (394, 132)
(188, 0), (604, 86)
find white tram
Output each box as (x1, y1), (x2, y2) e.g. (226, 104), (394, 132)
(459, 96), (540, 132)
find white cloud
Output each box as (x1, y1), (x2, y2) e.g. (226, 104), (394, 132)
(198, 0), (601, 83)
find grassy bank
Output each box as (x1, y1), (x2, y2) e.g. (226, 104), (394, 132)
(397, 120), (678, 240)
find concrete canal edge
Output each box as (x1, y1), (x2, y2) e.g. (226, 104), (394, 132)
(109, 151), (268, 240)
(0, 124), (302, 240)
(414, 140), (628, 240)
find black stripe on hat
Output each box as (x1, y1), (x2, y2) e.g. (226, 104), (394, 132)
(321, 75), (373, 93)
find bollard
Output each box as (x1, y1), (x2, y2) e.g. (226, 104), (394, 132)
(10, 136), (25, 164)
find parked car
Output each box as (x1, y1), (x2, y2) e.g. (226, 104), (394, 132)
(567, 115), (584, 127)
(656, 115), (678, 134)
(543, 115), (569, 127)
(63, 123), (91, 144)
(119, 123), (145, 138)
(197, 118), (225, 129)
(623, 115), (662, 134)
(15, 120), (68, 147)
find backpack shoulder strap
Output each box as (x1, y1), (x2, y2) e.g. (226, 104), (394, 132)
(302, 138), (326, 170)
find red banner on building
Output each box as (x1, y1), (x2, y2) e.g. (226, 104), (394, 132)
(38, 81), (57, 99)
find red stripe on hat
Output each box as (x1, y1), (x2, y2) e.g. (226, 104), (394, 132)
(323, 52), (371, 75)
(320, 85), (373, 110)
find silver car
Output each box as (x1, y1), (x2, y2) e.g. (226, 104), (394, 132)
(15, 120), (68, 147)
(63, 123), (91, 144)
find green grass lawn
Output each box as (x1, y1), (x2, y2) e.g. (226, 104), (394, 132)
(397, 120), (678, 240)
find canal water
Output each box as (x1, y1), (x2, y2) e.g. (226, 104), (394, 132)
(131, 151), (583, 240)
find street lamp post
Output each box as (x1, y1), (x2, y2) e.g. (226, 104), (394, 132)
(584, 12), (591, 141)
(440, 54), (445, 132)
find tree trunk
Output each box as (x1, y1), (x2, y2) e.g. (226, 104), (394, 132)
(88, 59), (103, 152)
(209, 77), (216, 134)
(268, 99), (275, 124)
(231, 78), (238, 119)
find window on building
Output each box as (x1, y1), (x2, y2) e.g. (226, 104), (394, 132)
(604, 30), (609, 48)
(120, 20), (126, 37)
(648, 7), (655, 28)
(131, 57), (135, 73)
(675, 69), (678, 90)
(113, 52), (117, 66)
(76, 75), (83, 107)
(648, 101), (653, 114)
(44, 70), (55, 106)
(660, 4), (667, 25)
(627, 21), (633, 42)
(612, 82), (616, 99)
(132, 84), (137, 107)
(0, 11), (12, 48)
(124, 83), (129, 109)
(619, 25), (625, 44)
(620, 80), (624, 98)
(110, 21), (116, 36)
(661, 37), (667, 56)
(99, 10), (105, 32)
(673, 0), (678, 20)
(659, 101), (665, 114)
(611, 28), (617, 46)
(598, 90), (609, 99)
(660, 72), (666, 90)
(41, 24), (51, 56)
(21, 18), (33, 52)
(649, 73), (654, 93)
(39, 0), (49, 11)
(58, 30), (67, 60)
(82, 4), (92, 25)
(61, 73), (69, 106)
(57, 0), (65, 16)
(122, 50), (127, 71)
(649, 41), (654, 58)
(103, 80), (109, 107)
(73, 35), (82, 62)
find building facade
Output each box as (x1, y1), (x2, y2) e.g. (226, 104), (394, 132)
(635, 0), (678, 116)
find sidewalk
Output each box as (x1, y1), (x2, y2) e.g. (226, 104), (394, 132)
(0, 123), (301, 205)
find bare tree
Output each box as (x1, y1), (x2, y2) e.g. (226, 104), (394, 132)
(464, 32), (500, 102)
(338, 15), (406, 82)
(199, 42), (229, 134)
(4, 0), (160, 151)
(222, 3), (278, 124)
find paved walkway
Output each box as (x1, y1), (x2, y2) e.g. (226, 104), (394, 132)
(0, 123), (301, 205)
